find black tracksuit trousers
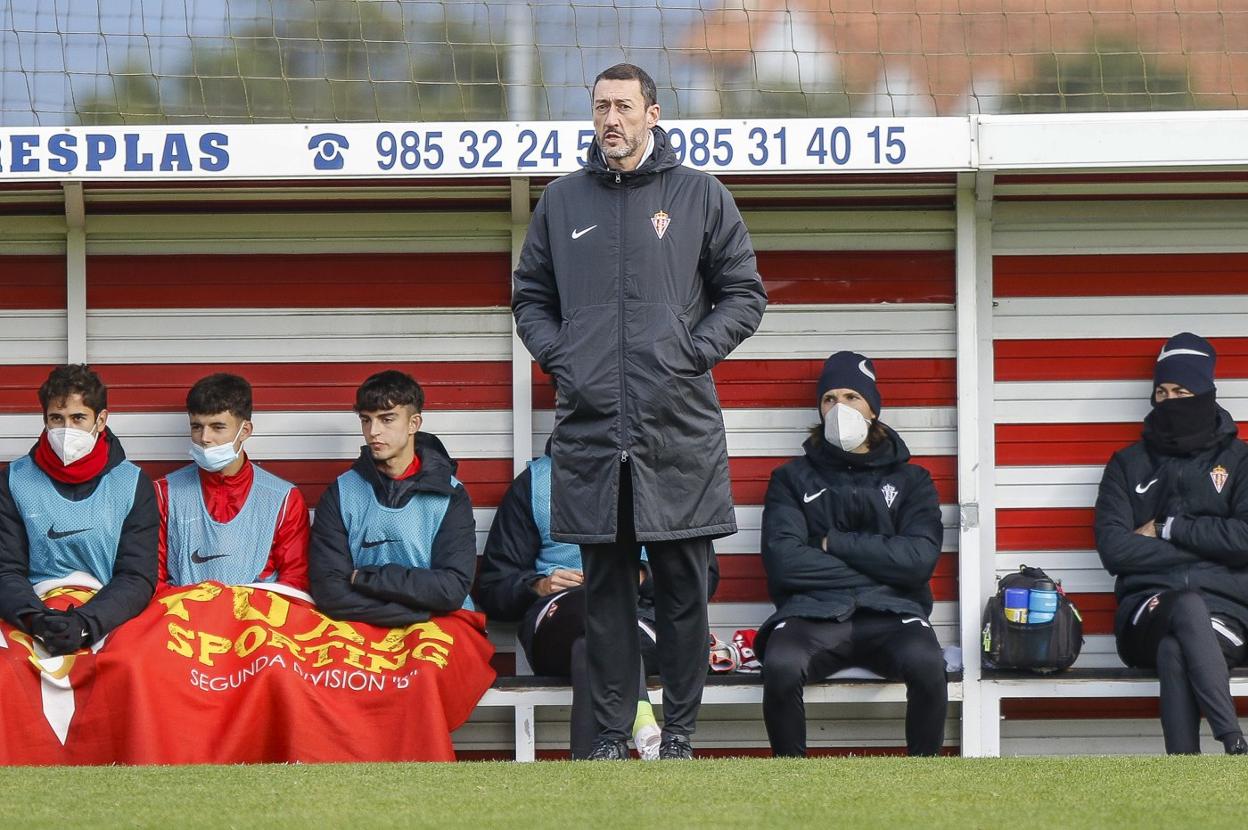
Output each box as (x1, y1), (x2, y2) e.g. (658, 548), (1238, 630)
(520, 586), (657, 759)
(761, 612), (948, 756)
(1118, 589), (1247, 754)
(582, 465), (712, 743)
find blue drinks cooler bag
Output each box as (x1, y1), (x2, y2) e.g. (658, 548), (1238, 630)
(982, 565), (1084, 673)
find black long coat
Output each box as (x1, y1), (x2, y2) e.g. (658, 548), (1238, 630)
(512, 127), (767, 544)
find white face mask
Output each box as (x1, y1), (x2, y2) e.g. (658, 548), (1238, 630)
(189, 425), (246, 473)
(823, 403), (870, 453)
(47, 424), (100, 466)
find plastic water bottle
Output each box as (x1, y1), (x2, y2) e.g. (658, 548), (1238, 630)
(1028, 580), (1059, 624)
(1004, 588), (1029, 623)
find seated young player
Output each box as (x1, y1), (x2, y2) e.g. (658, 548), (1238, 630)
(758, 351), (947, 757)
(1095, 332), (1248, 755)
(0, 365), (158, 655)
(478, 445), (721, 759)
(156, 373), (308, 589)
(309, 370), (479, 626)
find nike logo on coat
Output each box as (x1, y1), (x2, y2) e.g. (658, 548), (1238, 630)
(1135, 479), (1159, 494)
(803, 488), (828, 504)
(361, 538), (396, 549)
(190, 550), (229, 564)
(47, 526), (89, 540)
(571, 225), (597, 240)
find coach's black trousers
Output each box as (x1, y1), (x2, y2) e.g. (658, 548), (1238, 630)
(1118, 589), (1247, 754)
(581, 465), (712, 743)
(761, 612), (948, 757)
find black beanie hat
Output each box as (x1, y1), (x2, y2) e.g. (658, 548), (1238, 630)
(1153, 332), (1216, 401)
(816, 351), (880, 416)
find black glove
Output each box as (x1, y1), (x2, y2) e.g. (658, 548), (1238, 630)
(28, 610), (74, 640)
(38, 609), (90, 656)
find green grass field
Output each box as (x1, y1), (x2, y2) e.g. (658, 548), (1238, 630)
(1, 757), (1244, 829)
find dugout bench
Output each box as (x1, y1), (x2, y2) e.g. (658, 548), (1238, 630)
(481, 674), (967, 762)
(976, 668), (1248, 757)
(477, 623), (965, 761)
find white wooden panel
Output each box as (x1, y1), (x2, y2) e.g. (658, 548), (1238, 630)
(0, 215), (66, 253)
(743, 304), (955, 360)
(994, 380), (1248, 424)
(456, 703), (964, 754)
(534, 407), (958, 457)
(992, 200), (1248, 255)
(0, 311), (67, 364)
(83, 302), (954, 364)
(995, 465), (1101, 509)
(83, 212), (512, 255)
(996, 550), (1114, 594)
(0, 408), (953, 463)
(1068, 635), (1126, 670)
(0, 410), (513, 461)
(999, 721), (1216, 757)
(994, 296), (1248, 340)
(742, 209), (955, 252)
(86, 308), (512, 363)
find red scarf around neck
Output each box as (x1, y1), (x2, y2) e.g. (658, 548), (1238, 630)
(34, 428), (111, 485)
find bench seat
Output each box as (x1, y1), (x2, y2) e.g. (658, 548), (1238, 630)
(478, 673), (966, 761)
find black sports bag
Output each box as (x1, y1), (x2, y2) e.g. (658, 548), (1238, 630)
(981, 565), (1084, 673)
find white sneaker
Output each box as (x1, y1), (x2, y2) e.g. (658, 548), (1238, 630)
(633, 722), (662, 761)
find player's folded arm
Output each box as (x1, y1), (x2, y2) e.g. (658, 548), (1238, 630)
(351, 487), (476, 614)
(307, 484), (429, 626)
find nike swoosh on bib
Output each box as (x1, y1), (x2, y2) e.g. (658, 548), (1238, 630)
(1135, 479), (1159, 494)
(47, 526), (89, 540)
(571, 225), (597, 240)
(362, 538), (397, 549)
(803, 488), (828, 504)
(190, 550), (229, 564)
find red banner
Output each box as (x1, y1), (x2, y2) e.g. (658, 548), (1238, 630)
(0, 582), (495, 764)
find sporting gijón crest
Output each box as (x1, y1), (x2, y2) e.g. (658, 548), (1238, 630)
(651, 210), (670, 240)
(881, 483), (899, 508)
(1211, 465), (1229, 494)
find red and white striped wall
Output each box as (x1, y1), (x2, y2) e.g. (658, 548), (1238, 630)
(9, 170), (1247, 758)
(0, 178), (964, 757)
(989, 186), (1248, 754)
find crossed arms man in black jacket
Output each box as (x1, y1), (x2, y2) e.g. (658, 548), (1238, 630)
(1095, 332), (1248, 755)
(759, 352), (947, 757)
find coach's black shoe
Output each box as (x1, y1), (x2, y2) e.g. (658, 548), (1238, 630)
(658, 734), (694, 760)
(1225, 735), (1248, 755)
(586, 738), (629, 761)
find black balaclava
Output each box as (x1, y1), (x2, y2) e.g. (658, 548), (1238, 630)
(1143, 332), (1219, 456)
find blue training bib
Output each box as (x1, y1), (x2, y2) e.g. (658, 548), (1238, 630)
(336, 468), (474, 611)
(165, 463), (291, 586)
(10, 455), (139, 585)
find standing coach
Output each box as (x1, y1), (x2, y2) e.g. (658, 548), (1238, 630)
(512, 63), (766, 760)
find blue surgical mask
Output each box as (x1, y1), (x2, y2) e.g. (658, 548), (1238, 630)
(189, 425), (245, 473)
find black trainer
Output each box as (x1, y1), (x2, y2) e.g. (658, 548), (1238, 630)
(585, 738), (629, 761)
(658, 733), (694, 760)
(1225, 735), (1248, 755)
